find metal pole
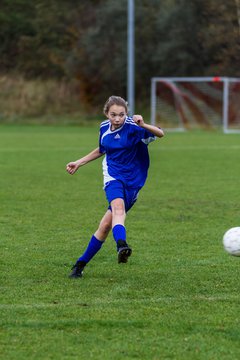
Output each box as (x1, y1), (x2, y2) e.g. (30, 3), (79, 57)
(151, 78), (156, 125)
(127, 0), (135, 115)
(223, 78), (229, 133)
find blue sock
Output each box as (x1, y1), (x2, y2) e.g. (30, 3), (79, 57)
(78, 235), (104, 264)
(112, 224), (126, 245)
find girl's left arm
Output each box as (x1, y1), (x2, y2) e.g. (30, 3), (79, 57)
(133, 115), (164, 138)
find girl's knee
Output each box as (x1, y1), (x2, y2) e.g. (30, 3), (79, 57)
(111, 199), (125, 216)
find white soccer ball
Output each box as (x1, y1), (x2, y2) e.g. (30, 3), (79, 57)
(223, 227), (240, 256)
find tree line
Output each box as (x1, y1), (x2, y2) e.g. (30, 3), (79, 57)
(1, 0), (240, 107)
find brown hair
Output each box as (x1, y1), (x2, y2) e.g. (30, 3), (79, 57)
(103, 96), (128, 116)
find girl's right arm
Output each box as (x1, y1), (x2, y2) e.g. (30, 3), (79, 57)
(66, 147), (103, 175)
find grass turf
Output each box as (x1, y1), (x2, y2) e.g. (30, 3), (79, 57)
(0, 125), (240, 359)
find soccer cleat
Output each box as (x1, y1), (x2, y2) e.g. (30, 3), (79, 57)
(117, 241), (132, 263)
(69, 260), (86, 278)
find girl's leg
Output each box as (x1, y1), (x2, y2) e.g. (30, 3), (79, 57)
(78, 209), (112, 262)
(111, 198), (132, 263)
(111, 198), (126, 227)
(69, 210), (112, 278)
(94, 209), (112, 240)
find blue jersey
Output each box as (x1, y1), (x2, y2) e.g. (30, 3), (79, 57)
(99, 116), (155, 188)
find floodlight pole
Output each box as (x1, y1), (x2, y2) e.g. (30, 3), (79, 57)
(127, 0), (135, 115)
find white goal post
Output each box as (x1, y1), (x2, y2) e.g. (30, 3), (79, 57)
(151, 77), (240, 133)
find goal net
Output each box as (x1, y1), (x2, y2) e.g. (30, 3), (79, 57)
(151, 77), (240, 133)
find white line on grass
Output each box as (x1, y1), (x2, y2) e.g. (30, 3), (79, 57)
(0, 295), (238, 309)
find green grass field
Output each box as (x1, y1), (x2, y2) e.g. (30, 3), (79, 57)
(1, 125), (240, 360)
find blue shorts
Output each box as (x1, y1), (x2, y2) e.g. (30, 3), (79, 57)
(105, 180), (141, 212)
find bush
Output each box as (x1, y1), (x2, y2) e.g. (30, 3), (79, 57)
(0, 75), (88, 122)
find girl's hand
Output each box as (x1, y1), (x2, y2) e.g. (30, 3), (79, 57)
(66, 161), (79, 175)
(133, 114), (144, 127)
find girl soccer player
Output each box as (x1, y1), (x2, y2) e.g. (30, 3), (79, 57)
(66, 95), (164, 278)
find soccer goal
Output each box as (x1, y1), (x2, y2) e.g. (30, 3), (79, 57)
(151, 77), (240, 133)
